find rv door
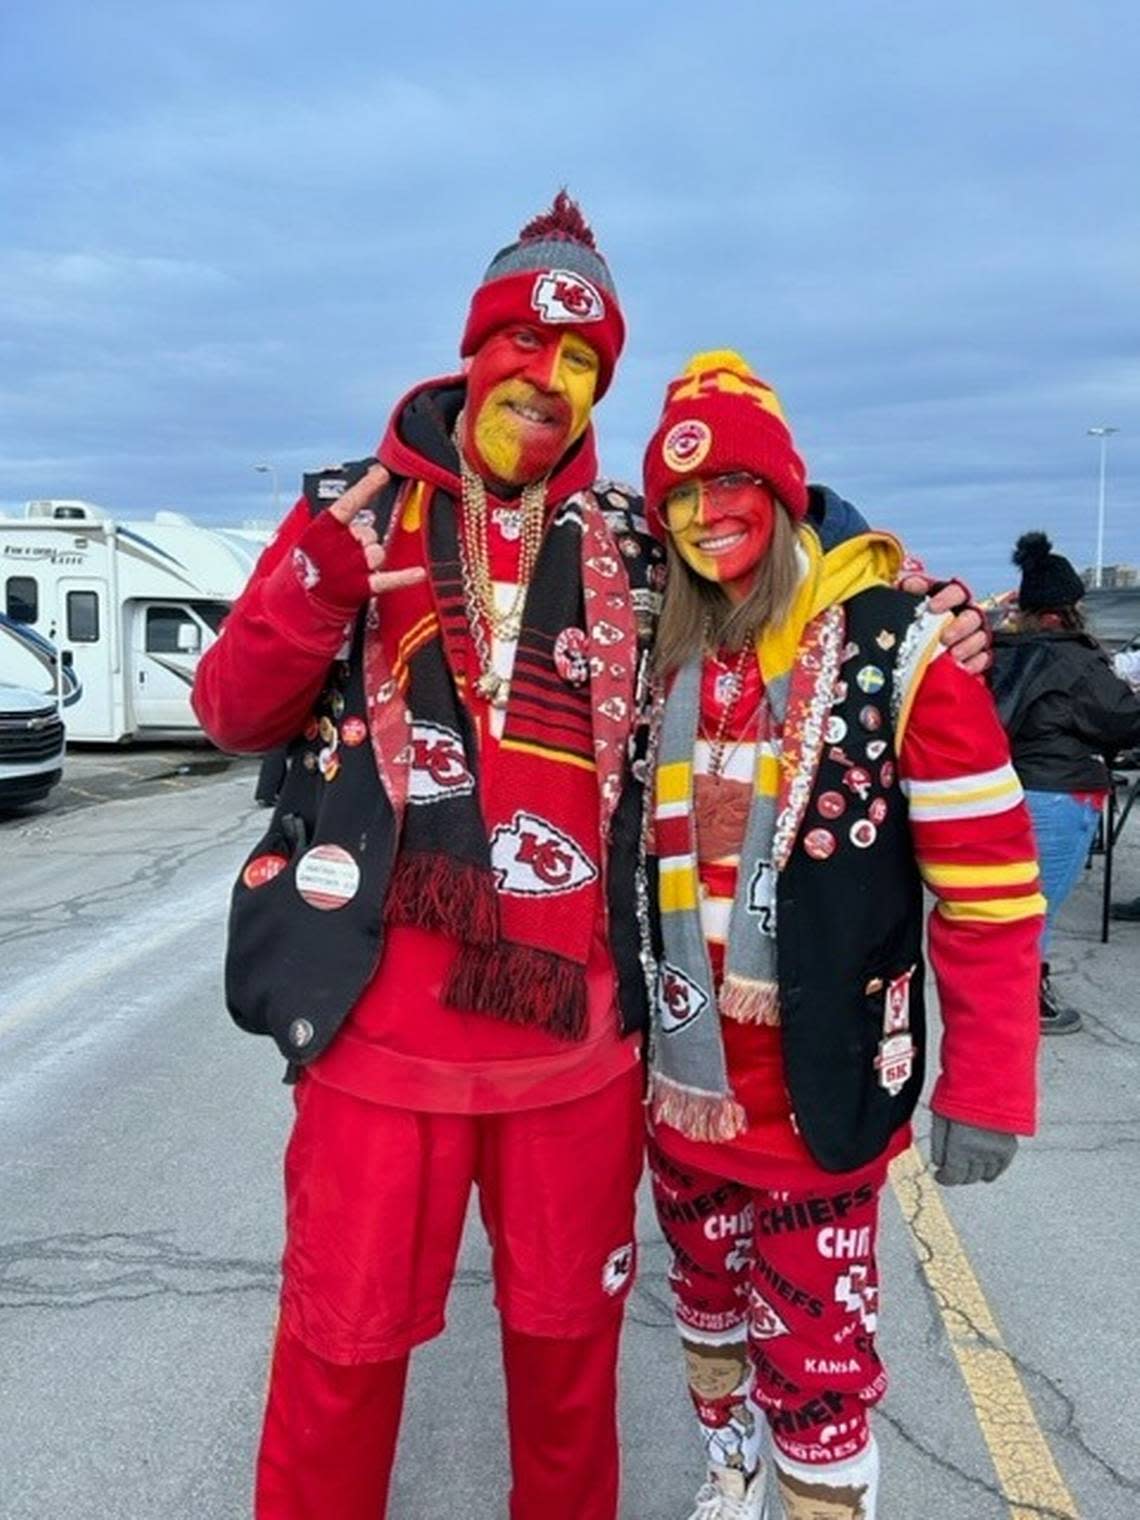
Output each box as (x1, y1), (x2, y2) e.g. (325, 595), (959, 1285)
(55, 578), (116, 741)
(129, 603), (206, 733)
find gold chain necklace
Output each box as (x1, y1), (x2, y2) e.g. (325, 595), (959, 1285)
(455, 415), (549, 708)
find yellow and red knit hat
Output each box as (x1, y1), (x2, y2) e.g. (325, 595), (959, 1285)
(461, 191), (625, 399)
(642, 350), (809, 522)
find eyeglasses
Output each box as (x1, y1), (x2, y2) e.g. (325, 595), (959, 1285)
(662, 472), (767, 533)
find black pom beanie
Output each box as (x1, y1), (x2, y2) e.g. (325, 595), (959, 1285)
(1013, 531), (1085, 612)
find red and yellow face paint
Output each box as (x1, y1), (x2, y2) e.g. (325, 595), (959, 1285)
(463, 325), (599, 486)
(665, 473), (777, 599)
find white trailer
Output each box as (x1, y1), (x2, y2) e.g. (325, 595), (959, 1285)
(0, 500), (267, 742)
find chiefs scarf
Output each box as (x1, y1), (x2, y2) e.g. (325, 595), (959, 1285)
(376, 485), (635, 1040)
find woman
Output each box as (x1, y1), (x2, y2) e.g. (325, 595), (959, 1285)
(642, 352), (1043, 1520)
(992, 532), (1140, 1032)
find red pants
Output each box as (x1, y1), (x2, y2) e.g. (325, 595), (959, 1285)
(257, 1068), (644, 1519)
(649, 1139), (888, 1470)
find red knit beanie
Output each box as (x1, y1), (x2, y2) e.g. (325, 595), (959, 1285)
(460, 192), (625, 399)
(643, 350), (809, 521)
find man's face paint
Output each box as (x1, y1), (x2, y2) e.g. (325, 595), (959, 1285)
(463, 324), (599, 486)
(665, 473), (777, 597)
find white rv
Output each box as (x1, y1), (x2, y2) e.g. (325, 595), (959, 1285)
(0, 500), (267, 742)
(0, 611), (82, 710)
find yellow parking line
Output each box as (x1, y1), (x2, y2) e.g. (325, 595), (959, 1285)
(890, 1146), (1080, 1519)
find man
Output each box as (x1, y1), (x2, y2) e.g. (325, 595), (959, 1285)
(193, 195), (988, 1519)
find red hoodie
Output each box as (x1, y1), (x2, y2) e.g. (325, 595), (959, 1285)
(193, 377), (640, 1114)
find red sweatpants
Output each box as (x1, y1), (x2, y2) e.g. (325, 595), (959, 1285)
(256, 1068), (643, 1518)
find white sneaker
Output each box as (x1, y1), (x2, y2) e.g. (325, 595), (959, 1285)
(687, 1463), (768, 1520)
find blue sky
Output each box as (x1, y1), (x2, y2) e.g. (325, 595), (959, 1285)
(2, 0), (1137, 592)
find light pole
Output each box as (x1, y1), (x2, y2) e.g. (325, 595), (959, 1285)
(254, 462), (281, 518)
(1087, 426), (1119, 589)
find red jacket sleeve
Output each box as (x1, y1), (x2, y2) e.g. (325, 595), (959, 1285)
(899, 650), (1045, 1135)
(191, 499), (371, 752)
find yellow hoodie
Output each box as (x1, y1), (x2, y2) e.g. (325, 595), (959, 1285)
(756, 523), (904, 688)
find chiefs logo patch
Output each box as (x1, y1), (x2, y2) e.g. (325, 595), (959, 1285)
(531, 269), (605, 324)
(662, 419), (712, 473)
(490, 811), (598, 896)
(602, 1242), (635, 1296)
(408, 721), (475, 805)
(657, 963), (709, 1034)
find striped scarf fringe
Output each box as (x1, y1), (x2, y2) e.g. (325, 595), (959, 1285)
(720, 974), (781, 1025)
(650, 1072), (749, 1143)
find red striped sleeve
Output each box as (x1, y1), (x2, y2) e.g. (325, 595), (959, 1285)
(899, 651), (1042, 1134)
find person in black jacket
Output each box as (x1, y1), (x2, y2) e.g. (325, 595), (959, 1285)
(992, 532), (1140, 1032)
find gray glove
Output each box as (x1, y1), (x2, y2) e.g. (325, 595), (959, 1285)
(930, 1114), (1018, 1186)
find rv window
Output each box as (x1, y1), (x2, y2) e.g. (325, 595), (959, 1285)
(5, 577), (38, 623)
(147, 606), (198, 654)
(67, 590), (100, 643)
(195, 600), (231, 634)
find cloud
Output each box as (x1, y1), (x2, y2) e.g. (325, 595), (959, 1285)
(1, 0), (1137, 590)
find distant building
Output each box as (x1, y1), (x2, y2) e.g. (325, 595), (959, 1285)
(1081, 564), (1139, 589)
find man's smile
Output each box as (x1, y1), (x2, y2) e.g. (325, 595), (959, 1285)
(502, 392), (566, 428)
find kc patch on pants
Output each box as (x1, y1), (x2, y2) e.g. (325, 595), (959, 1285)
(649, 1139), (888, 1468)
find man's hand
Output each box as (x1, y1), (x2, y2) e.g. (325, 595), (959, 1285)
(329, 466), (426, 598)
(930, 1114), (1018, 1186)
(899, 573), (993, 677)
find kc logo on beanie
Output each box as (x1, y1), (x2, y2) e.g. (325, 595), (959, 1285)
(532, 270), (605, 324)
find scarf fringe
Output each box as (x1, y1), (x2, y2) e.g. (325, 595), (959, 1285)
(384, 853), (499, 945)
(650, 1073), (748, 1143)
(444, 942), (588, 1041)
(720, 975), (781, 1025)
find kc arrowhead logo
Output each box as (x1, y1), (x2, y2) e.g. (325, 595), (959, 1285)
(531, 269), (605, 324)
(408, 721), (475, 804)
(657, 963), (709, 1034)
(749, 1288), (790, 1341)
(490, 811), (598, 896)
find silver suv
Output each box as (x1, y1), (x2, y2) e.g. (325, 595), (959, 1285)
(0, 684), (65, 808)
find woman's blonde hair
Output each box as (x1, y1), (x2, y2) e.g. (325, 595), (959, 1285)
(655, 505), (801, 675)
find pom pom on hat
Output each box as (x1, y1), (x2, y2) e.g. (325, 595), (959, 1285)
(460, 191), (625, 398)
(680, 348), (755, 378)
(1012, 531), (1053, 570)
(518, 189), (598, 249)
(642, 350), (809, 521)
(1012, 530), (1085, 611)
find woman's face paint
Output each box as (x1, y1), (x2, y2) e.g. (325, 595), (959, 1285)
(463, 325), (599, 485)
(665, 473), (777, 598)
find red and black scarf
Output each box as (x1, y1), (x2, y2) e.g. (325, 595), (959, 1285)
(379, 488), (611, 1040)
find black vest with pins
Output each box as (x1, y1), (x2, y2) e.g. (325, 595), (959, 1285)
(776, 586), (928, 1173)
(224, 466), (660, 1071)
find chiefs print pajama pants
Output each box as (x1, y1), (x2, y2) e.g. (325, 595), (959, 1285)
(650, 1140), (886, 1520)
